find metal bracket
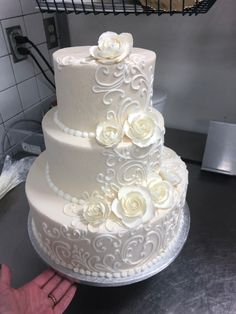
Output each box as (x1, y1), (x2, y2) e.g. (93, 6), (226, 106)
(201, 121), (236, 175)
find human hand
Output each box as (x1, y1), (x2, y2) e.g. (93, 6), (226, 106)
(0, 264), (77, 314)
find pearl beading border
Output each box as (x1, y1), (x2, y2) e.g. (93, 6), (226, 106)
(46, 164), (80, 204)
(54, 111), (95, 139)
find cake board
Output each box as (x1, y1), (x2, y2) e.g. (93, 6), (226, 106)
(27, 154), (190, 287)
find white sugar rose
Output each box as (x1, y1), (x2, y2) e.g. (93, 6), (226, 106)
(124, 111), (164, 148)
(96, 121), (123, 147)
(159, 168), (181, 186)
(90, 32), (133, 64)
(148, 179), (175, 209)
(112, 186), (155, 228)
(78, 192), (110, 230)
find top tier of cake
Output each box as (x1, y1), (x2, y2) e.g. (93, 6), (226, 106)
(53, 46), (156, 133)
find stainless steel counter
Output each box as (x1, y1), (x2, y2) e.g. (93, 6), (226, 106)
(1, 130), (236, 314)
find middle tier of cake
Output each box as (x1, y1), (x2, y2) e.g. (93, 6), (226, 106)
(43, 107), (164, 201)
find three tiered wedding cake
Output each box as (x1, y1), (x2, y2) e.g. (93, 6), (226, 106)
(26, 32), (188, 280)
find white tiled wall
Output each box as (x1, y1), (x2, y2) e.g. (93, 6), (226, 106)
(0, 25), (8, 57)
(0, 0), (59, 160)
(0, 86), (22, 121)
(0, 56), (16, 91)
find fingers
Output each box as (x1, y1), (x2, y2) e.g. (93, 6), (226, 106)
(54, 285), (77, 314)
(0, 264), (12, 288)
(50, 278), (74, 302)
(31, 268), (77, 313)
(32, 268), (55, 288)
(42, 274), (62, 295)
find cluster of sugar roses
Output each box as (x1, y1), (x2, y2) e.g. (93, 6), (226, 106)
(96, 110), (165, 148)
(80, 109), (178, 230)
(66, 167), (181, 231)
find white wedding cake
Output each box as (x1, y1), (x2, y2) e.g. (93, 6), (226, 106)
(26, 32), (188, 280)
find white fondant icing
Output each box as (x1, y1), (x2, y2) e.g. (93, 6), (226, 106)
(29, 172), (184, 278)
(45, 147), (187, 231)
(26, 36), (189, 279)
(53, 47), (156, 132)
(43, 108), (164, 199)
(54, 111), (95, 138)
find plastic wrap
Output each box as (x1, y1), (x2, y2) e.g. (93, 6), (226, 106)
(0, 155), (35, 200)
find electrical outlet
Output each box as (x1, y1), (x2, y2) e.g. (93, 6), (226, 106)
(21, 133), (45, 155)
(22, 142), (42, 155)
(43, 17), (58, 50)
(6, 26), (27, 63)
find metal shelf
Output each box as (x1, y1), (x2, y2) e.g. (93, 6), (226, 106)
(36, 0), (217, 15)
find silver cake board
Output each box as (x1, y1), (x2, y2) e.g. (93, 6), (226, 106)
(28, 203), (190, 287)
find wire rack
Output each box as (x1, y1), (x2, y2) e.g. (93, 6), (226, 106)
(36, 0), (217, 15)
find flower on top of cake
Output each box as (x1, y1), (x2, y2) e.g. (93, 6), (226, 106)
(90, 31), (133, 64)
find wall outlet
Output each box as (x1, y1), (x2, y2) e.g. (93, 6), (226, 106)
(21, 133), (45, 156)
(6, 26), (27, 63)
(43, 17), (58, 50)
(22, 142), (42, 155)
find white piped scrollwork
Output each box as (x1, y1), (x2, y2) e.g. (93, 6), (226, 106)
(49, 39), (188, 240)
(33, 34), (189, 279)
(46, 147), (187, 233)
(31, 202), (182, 277)
(92, 53), (155, 126)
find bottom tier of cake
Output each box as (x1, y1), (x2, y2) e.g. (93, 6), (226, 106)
(28, 203), (190, 286)
(26, 148), (188, 281)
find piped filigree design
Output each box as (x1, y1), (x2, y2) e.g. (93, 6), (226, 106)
(31, 202), (182, 277)
(92, 53), (154, 127)
(92, 53), (164, 205)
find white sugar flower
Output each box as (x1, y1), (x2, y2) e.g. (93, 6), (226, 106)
(78, 192), (110, 231)
(112, 186), (155, 228)
(124, 111), (164, 148)
(90, 32), (133, 64)
(96, 121), (123, 147)
(147, 179), (175, 209)
(159, 168), (181, 186)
